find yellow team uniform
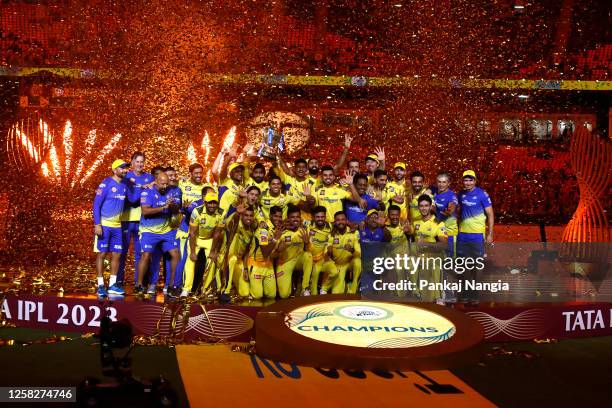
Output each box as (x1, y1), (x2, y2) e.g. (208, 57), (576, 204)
(322, 230), (362, 294)
(412, 216), (447, 301)
(304, 223), (332, 294)
(223, 213), (254, 296)
(245, 178), (267, 194)
(260, 189), (297, 219)
(314, 185), (351, 223)
(179, 179), (208, 205)
(408, 188), (433, 222)
(247, 225), (276, 299)
(276, 167), (317, 226)
(386, 180), (408, 220)
(182, 206), (225, 294)
(218, 178), (242, 218)
(275, 228), (311, 299)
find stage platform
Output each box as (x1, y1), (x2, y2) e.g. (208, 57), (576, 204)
(2, 291), (612, 343)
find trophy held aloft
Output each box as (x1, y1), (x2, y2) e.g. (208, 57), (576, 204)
(257, 126), (285, 160)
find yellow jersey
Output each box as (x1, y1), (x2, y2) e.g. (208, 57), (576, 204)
(218, 178), (243, 217)
(307, 223), (332, 261)
(277, 228), (306, 264)
(408, 188), (433, 222)
(386, 180), (408, 217)
(226, 213), (254, 257)
(277, 167), (317, 223)
(260, 189), (297, 219)
(189, 206), (225, 244)
(179, 179), (209, 205)
(314, 184), (351, 223)
(249, 224), (273, 264)
(413, 217), (447, 243)
(328, 230), (361, 265)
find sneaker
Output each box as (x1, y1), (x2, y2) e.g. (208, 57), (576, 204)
(96, 285), (108, 297)
(435, 298), (445, 306)
(162, 286), (168, 295)
(133, 285), (145, 296)
(180, 290), (189, 298)
(108, 283), (125, 295)
(147, 284), (157, 295)
(319, 289), (328, 295)
(301, 289), (311, 296)
(219, 293), (231, 304)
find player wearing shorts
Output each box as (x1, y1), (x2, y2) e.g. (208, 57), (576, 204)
(118, 152), (153, 287)
(93, 159), (129, 297)
(321, 211), (361, 294)
(274, 205), (311, 299)
(134, 172), (181, 297)
(148, 166), (183, 295)
(358, 209), (391, 293)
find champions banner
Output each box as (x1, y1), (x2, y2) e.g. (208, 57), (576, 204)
(2, 293), (612, 342)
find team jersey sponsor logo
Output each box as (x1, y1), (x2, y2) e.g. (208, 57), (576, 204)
(333, 238), (340, 244)
(284, 236), (292, 242)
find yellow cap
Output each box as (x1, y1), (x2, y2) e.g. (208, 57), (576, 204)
(367, 209), (378, 217)
(204, 192), (218, 202)
(228, 162), (245, 174)
(462, 170), (477, 179)
(111, 159), (128, 170)
(365, 154), (379, 163)
(394, 162), (406, 170)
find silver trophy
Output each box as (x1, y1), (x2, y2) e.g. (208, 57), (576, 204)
(257, 124), (285, 160)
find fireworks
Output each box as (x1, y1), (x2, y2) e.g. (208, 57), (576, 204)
(81, 133), (123, 184)
(222, 126), (236, 152)
(187, 142), (198, 164)
(24, 120), (125, 187)
(202, 131), (211, 165)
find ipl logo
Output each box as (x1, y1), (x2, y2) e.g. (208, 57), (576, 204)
(335, 305), (392, 321)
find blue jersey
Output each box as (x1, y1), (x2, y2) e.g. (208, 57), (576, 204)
(139, 186), (177, 234)
(359, 227), (385, 243)
(458, 187), (492, 234)
(345, 194), (379, 225)
(93, 177), (127, 228)
(434, 189), (459, 236)
(122, 171), (154, 222)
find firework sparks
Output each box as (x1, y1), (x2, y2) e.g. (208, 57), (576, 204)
(222, 126), (236, 152)
(63, 120), (73, 175)
(202, 131), (210, 165)
(15, 125), (40, 162)
(41, 162), (50, 177)
(81, 133), (123, 184)
(73, 129), (97, 185)
(48, 145), (61, 180)
(187, 142), (197, 164)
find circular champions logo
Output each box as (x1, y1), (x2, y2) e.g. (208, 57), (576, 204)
(287, 301), (456, 348)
